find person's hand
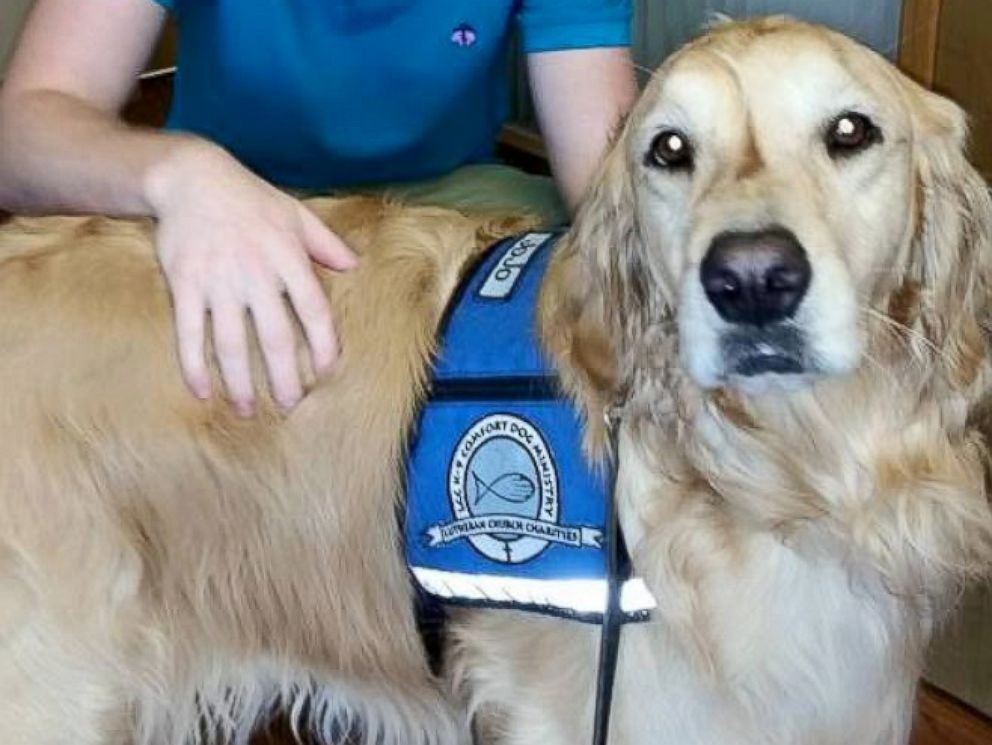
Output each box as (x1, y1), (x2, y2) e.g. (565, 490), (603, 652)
(146, 140), (356, 416)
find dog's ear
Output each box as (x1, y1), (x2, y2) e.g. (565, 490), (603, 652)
(862, 81), (992, 601)
(541, 131), (657, 413)
(905, 81), (992, 394)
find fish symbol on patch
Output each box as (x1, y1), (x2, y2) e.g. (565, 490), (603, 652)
(472, 471), (536, 505)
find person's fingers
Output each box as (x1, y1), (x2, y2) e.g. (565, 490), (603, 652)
(172, 282), (211, 399)
(249, 287), (304, 410)
(282, 260), (338, 374)
(299, 206), (358, 271)
(209, 295), (254, 417)
(155, 171), (348, 414)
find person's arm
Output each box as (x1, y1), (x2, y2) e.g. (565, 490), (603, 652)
(527, 47), (637, 213)
(0, 0), (171, 215)
(0, 0), (355, 415)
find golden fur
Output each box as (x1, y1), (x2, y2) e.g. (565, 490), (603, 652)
(0, 16), (989, 745)
(0, 200), (536, 745)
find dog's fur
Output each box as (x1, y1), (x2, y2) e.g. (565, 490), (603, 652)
(0, 16), (990, 745)
(0, 199), (542, 745)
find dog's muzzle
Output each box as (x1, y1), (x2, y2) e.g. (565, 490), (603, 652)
(701, 227), (811, 377)
(722, 325), (805, 376)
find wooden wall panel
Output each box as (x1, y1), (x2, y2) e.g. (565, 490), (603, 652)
(898, 0), (944, 86)
(148, 19), (177, 72)
(931, 0), (992, 178)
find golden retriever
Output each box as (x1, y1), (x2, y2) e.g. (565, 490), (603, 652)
(450, 17), (992, 745)
(0, 15), (989, 745)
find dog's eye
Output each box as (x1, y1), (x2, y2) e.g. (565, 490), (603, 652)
(647, 129), (694, 170)
(826, 112), (882, 157)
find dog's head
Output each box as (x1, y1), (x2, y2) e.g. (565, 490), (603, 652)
(551, 17), (992, 405)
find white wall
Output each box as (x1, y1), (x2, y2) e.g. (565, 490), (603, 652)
(1, 0), (34, 76)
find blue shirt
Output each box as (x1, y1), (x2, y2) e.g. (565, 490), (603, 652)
(151, 0), (631, 189)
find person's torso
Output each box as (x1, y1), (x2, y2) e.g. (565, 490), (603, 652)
(166, 0), (518, 188)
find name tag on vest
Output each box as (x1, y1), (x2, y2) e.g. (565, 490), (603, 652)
(477, 232), (551, 299)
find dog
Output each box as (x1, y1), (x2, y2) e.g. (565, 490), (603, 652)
(0, 15), (990, 745)
(448, 16), (992, 745)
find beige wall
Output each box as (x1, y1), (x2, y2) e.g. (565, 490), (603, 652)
(928, 587), (992, 716)
(0, 0), (33, 75)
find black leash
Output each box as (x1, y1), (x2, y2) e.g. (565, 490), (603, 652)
(591, 407), (624, 745)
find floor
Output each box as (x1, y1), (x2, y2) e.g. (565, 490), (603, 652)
(914, 685), (992, 745)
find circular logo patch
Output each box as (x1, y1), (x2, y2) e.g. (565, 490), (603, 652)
(447, 413), (559, 563)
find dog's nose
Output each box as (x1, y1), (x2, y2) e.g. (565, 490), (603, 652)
(700, 228), (811, 326)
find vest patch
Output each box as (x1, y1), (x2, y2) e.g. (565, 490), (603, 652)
(430, 412), (604, 564)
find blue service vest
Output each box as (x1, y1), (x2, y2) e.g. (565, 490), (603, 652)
(405, 232), (655, 623)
